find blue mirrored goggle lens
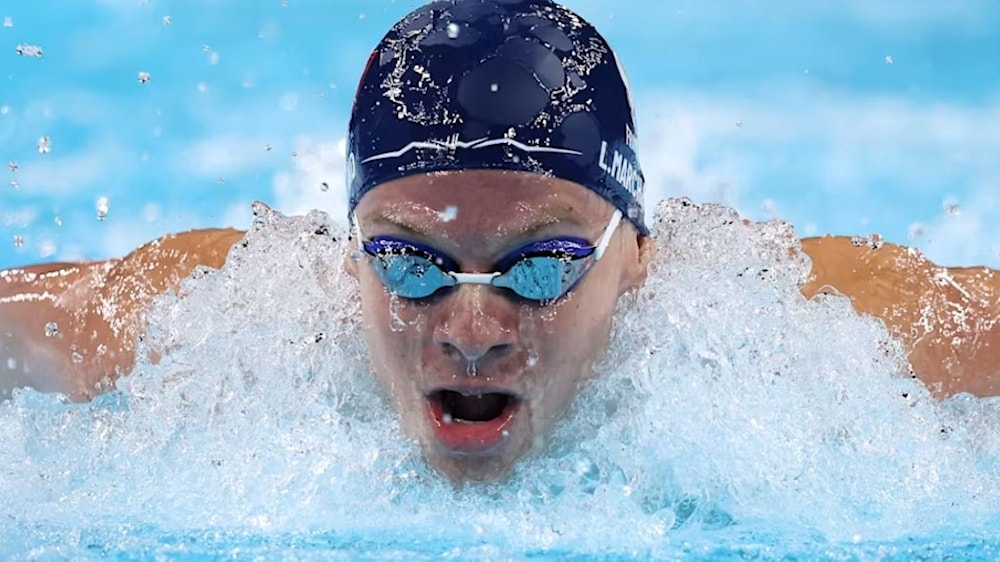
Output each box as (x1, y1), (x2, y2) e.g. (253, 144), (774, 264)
(492, 255), (591, 301)
(367, 250), (456, 299)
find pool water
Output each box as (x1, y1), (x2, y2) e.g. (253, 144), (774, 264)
(2, 200), (999, 560)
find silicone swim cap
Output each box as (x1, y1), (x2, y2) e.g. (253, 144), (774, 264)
(347, 0), (647, 234)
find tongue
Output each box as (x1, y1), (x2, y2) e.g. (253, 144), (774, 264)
(441, 391), (510, 422)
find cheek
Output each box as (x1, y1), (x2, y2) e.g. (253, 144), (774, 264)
(357, 270), (432, 368)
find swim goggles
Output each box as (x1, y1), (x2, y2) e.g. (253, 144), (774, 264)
(355, 209), (623, 303)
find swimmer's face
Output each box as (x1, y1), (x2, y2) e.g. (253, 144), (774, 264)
(350, 170), (652, 482)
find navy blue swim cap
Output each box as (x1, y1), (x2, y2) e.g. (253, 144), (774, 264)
(347, 0), (647, 234)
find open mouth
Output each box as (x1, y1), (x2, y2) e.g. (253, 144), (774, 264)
(431, 390), (517, 423)
(426, 389), (522, 453)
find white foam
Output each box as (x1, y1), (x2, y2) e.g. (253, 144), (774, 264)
(1, 200), (997, 555)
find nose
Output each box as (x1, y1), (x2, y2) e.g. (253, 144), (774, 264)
(432, 284), (518, 365)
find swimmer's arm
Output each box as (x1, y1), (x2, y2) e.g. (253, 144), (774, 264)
(0, 228), (245, 401)
(799, 235), (999, 397)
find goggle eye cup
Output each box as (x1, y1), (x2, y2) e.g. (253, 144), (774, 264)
(371, 253), (454, 299)
(493, 254), (592, 302)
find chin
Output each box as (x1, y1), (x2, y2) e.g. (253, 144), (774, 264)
(426, 447), (523, 484)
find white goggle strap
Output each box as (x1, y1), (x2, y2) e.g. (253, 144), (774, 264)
(593, 209), (623, 262)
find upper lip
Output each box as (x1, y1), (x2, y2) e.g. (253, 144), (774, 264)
(425, 383), (524, 401)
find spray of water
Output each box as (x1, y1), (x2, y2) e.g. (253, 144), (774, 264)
(1, 200), (998, 557)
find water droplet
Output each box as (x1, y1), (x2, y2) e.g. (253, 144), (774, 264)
(442, 412), (454, 424)
(161, 15), (171, 26)
(138, 71), (151, 84)
(320, 182), (329, 192)
(527, 353), (538, 368)
(490, 83), (499, 92)
(96, 196), (109, 221)
(264, 144), (272, 152)
(10, 179), (20, 189)
(735, 119), (744, 128)
(501, 430), (510, 438)
(437, 205), (458, 222)
(944, 201), (961, 217)
(446, 22), (460, 39)
(885, 55), (894, 65)
(15, 43), (43, 58)
(216, 176), (227, 184)
(467, 362), (479, 377)
(44, 322), (59, 337)
(7, 161), (17, 172)
(2, 17), (11, 28)
(12, 235), (24, 247)
(37, 136), (51, 154)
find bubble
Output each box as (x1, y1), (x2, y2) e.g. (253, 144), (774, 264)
(735, 119), (744, 128)
(71, 351), (84, 364)
(14, 43), (42, 57)
(264, 144), (272, 152)
(446, 22), (460, 39)
(202, 44), (212, 53)
(467, 362), (479, 377)
(885, 55), (894, 65)
(12, 235), (24, 247)
(442, 412), (454, 424)
(209, 52), (220, 65)
(5, 358), (15, 370)
(320, 182), (329, 192)
(138, 71), (151, 84)
(490, 83), (499, 92)
(44, 321), (58, 337)
(908, 223), (925, 240)
(37, 136), (51, 154)
(2, 17), (11, 28)
(944, 200), (961, 217)
(196, 82), (207, 93)
(11, 179), (20, 190)
(161, 15), (171, 26)
(96, 196), (109, 221)
(7, 161), (17, 172)
(0, 105), (8, 115)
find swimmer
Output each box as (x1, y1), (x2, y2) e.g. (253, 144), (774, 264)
(1, 0), (997, 481)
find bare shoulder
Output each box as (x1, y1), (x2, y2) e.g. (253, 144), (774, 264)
(0, 228), (245, 399)
(799, 235), (999, 396)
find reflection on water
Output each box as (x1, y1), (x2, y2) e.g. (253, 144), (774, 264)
(2, 200), (999, 558)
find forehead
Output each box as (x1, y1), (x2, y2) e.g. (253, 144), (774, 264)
(354, 170), (610, 233)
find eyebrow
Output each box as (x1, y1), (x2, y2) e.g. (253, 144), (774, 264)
(362, 210), (586, 242)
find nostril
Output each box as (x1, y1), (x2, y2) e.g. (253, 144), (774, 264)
(439, 341), (514, 364)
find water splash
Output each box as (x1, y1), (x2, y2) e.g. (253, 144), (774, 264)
(1, 201), (998, 558)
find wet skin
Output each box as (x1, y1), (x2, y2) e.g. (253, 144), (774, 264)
(0, 170), (997, 481)
(349, 171), (652, 482)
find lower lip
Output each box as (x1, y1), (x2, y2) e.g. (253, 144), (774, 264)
(427, 397), (520, 454)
